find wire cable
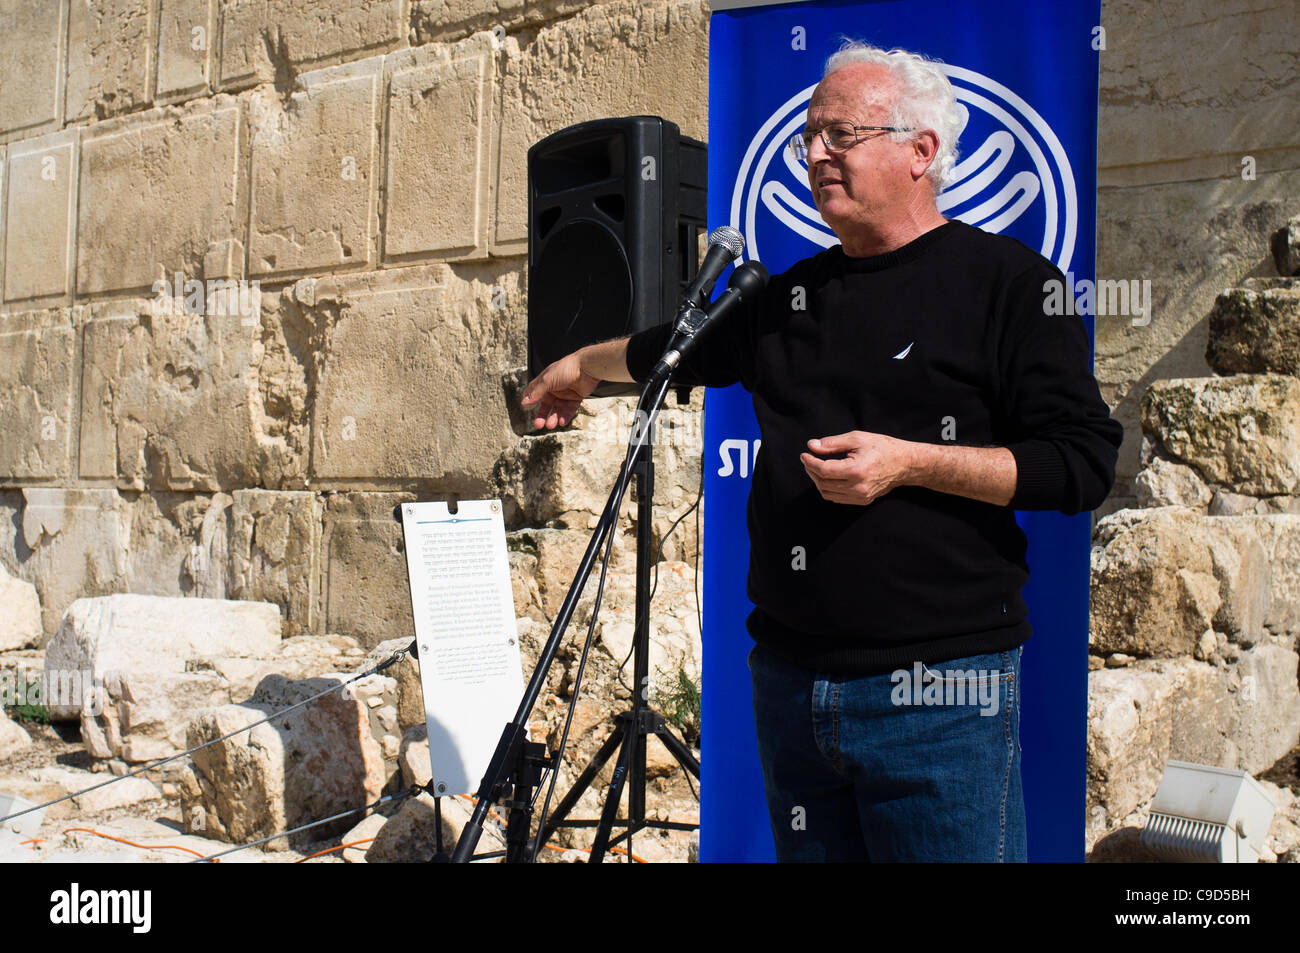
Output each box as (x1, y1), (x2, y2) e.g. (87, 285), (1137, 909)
(0, 643), (414, 827)
(191, 783), (423, 863)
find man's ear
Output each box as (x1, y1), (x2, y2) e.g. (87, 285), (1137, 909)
(910, 129), (940, 181)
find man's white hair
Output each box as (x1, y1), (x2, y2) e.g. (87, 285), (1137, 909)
(823, 40), (962, 192)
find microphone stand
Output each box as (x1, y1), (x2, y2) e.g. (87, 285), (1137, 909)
(451, 362), (695, 863)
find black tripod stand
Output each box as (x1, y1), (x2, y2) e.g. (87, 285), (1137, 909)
(451, 373), (695, 863)
(534, 445), (701, 861)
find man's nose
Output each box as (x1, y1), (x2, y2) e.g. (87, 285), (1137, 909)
(805, 132), (832, 164)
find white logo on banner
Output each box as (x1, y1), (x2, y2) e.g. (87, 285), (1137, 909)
(729, 65), (1078, 271)
(718, 438), (762, 478)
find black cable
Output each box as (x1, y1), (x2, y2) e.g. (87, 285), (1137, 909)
(616, 411), (706, 694)
(530, 377), (670, 861)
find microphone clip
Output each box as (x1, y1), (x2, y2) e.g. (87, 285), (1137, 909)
(670, 305), (710, 341)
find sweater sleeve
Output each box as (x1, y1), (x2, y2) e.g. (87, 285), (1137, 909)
(996, 264), (1124, 515)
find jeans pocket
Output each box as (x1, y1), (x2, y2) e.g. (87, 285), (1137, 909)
(916, 655), (1010, 717)
(920, 653), (1014, 684)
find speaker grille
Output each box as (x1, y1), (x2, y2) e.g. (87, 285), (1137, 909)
(531, 219), (633, 364)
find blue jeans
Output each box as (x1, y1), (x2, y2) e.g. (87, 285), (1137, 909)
(748, 642), (1026, 862)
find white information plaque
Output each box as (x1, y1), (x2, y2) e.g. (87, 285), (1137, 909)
(399, 499), (524, 797)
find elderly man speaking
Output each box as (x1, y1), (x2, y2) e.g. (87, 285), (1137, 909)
(520, 41), (1123, 862)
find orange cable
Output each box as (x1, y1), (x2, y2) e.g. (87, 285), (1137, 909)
(62, 827), (216, 862)
(295, 837), (376, 862)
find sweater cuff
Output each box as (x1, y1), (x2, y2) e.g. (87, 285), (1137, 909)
(1007, 440), (1067, 510)
(624, 324), (674, 384)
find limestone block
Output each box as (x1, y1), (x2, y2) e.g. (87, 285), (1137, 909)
(1132, 455), (1211, 509)
(399, 724), (431, 787)
(1206, 520), (1272, 647)
(0, 308), (77, 480)
(363, 638), (422, 733)
(84, 670), (231, 761)
(1087, 659), (1234, 820)
(3, 129), (78, 302)
(248, 58), (380, 277)
(1272, 218), (1300, 277)
(507, 525), (633, 621)
(0, 561), (42, 651)
(1098, 0), (1300, 179)
(44, 593), (282, 718)
(383, 37), (496, 262)
(494, 428), (630, 528)
(18, 488), (132, 640)
(310, 263), (521, 484)
(365, 791), (503, 862)
(493, 0), (709, 251)
(1090, 507), (1273, 656)
(72, 777), (163, 813)
(322, 492), (416, 649)
(123, 491), (225, 601)
(78, 299), (307, 490)
(77, 101), (244, 296)
(0, 0), (66, 140)
(194, 633), (368, 700)
(1141, 375), (1300, 497)
(1207, 283), (1300, 377)
(1233, 644), (1300, 772)
(0, 709), (32, 761)
(83, 633), (368, 762)
(156, 0), (214, 100)
(65, 0), (152, 123)
(217, 0), (405, 91)
(410, 0), (594, 43)
(179, 674), (388, 847)
(227, 490), (323, 637)
(1237, 514), (1300, 638)
(340, 811), (388, 862)
(1094, 174), (1300, 510)
(599, 559), (701, 685)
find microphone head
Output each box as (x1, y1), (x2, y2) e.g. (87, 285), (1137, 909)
(707, 226), (745, 259)
(727, 260), (769, 299)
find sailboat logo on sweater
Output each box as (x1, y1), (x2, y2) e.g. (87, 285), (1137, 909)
(892, 342), (914, 360)
(729, 64), (1078, 274)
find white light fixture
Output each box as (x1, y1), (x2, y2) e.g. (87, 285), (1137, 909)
(1140, 760), (1277, 863)
(0, 790), (44, 858)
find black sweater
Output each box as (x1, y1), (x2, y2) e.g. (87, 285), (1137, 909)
(625, 220), (1123, 675)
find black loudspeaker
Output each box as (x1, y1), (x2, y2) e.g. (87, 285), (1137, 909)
(527, 116), (707, 397)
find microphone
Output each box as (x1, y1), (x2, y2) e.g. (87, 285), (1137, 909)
(681, 226), (745, 309)
(649, 261), (770, 383)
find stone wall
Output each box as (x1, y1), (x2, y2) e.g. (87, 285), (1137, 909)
(1094, 0), (1300, 514)
(0, 0), (709, 646)
(1, 0), (1297, 860)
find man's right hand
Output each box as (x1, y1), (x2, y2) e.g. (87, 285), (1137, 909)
(520, 351), (601, 430)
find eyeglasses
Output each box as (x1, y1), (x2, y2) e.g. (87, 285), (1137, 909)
(788, 122), (916, 161)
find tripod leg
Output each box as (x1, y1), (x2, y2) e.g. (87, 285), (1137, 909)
(654, 723), (701, 777)
(536, 718), (626, 846)
(588, 726), (633, 863)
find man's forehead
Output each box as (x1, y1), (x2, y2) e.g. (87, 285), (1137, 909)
(809, 66), (896, 114)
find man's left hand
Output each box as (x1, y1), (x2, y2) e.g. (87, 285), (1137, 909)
(800, 431), (916, 506)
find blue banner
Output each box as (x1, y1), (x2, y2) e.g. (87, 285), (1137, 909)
(702, 0), (1101, 862)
